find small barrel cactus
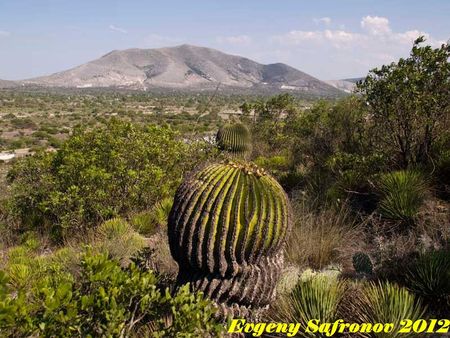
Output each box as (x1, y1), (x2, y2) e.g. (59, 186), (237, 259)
(216, 123), (252, 157)
(352, 252), (373, 275)
(168, 160), (291, 316)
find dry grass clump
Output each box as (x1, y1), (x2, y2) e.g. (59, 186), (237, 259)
(417, 198), (450, 246)
(286, 201), (367, 270)
(135, 232), (178, 283)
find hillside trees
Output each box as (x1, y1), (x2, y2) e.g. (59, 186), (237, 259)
(357, 36), (450, 169)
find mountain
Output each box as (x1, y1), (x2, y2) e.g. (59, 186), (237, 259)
(0, 79), (18, 88)
(24, 45), (343, 96)
(325, 77), (364, 93)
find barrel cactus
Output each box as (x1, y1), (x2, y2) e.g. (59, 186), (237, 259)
(168, 160), (291, 317)
(216, 123), (252, 158)
(352, 252), (373, 275)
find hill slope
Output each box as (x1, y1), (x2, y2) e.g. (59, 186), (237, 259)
(25, 45), (342, 96)
(325, 77), (364, 93)
(0, 79), (18, 88)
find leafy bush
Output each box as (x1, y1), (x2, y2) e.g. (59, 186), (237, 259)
(0, 250), (223, 337)
(6, 119), (206, 240)
(377, 170), (427, 222)
(357, 37), (450, 169)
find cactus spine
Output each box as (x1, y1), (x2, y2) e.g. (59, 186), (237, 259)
(168, 160), (291, 315)
(216, 123), (252, 158)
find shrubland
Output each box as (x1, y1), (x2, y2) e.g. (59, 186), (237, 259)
(0, 37), (449, 336)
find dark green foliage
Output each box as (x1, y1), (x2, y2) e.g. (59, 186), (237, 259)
(216, 122), (252, 157)
(247, 94), (298, 156)
(6, 119), (207, 240)
(168, 160), (292, 314)
(378, 170), (427, 222)
(352, 252), (373, 275)
(357, 37), (450, 169)
(406, 249), (450, 300)
(0, 250), (223, 337)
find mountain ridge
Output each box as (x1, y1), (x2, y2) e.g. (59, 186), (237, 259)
(20, 44), (343, 96)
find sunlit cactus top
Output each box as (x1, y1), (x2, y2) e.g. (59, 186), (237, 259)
(168, 159), (291, 278)
(216, 123), (252, 157)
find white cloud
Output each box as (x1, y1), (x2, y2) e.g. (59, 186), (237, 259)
(267, 15), (446, 79)
(272, 15), (443, 49)
(109, 25), (127, 34)
(216, 35), (252, 45)
(272, 29), (361, 48)
(313, 17), (331, 26)
(361, 16), (391, 35)
(0, 30), (11, 37)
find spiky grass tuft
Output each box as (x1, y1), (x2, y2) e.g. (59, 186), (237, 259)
(378, 170), (427, 222)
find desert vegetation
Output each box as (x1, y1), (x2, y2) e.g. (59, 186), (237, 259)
(0, 38), (449, 336)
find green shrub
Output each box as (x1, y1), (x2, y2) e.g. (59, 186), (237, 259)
(6, 119), (207, 241)
(377, 170), (427, 222)
(0, 251), (223, 337)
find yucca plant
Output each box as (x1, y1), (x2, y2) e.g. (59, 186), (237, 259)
(96, 217), (131, 239)
(377, 170), (427, 222)
(216, 123), (252, 158)
(359, 282), (426, 338)
(168, 159), (292, 315)
(131, 198), (173, 236)
(7, 263), (32, 290)
(95, 218), (145, 264)
(406, 249), (450, 300)
(152, 198), (173, 227)
(272, 274), (347, 337)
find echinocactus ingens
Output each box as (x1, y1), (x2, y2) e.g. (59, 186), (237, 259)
(352, 252), (373, 275)
(168, 160), (291, 315)
(216, 123), (252, 157)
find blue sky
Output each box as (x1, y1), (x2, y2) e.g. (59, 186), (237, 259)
(0, 0), (449, 80)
